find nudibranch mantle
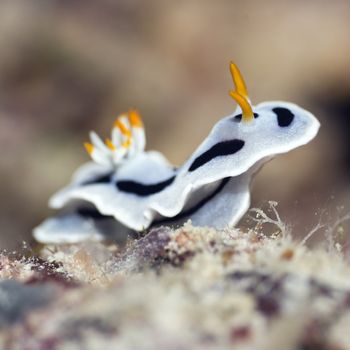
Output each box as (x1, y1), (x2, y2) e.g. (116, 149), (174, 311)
(34, 62), (320, 243)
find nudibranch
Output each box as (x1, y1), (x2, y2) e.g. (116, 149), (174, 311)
(34, 62), (320, 243)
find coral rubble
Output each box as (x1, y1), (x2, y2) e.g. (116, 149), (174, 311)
(0, 222), (349, 349)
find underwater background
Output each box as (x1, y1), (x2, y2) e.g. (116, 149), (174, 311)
(0, 0), (350, 248)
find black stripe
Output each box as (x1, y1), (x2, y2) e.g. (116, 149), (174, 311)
(77, 207), (111, 219)
(154, 177), (230, 225)
(81, 172), (113, 186)
(189, 139), (245, 172)
(116, 176), (176, 196)
(76, 178), (230, 227)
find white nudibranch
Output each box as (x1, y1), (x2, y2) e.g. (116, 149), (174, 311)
(33, 62), (320, 244)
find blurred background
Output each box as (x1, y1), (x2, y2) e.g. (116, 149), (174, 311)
(1, 0), (350, 249)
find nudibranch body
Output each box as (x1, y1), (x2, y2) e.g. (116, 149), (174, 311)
(34, 63), (320, 243)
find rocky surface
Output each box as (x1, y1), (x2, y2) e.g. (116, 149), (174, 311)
(0, 215), (349, 349)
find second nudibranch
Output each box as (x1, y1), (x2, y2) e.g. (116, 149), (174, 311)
(33, 62), (320, 243)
